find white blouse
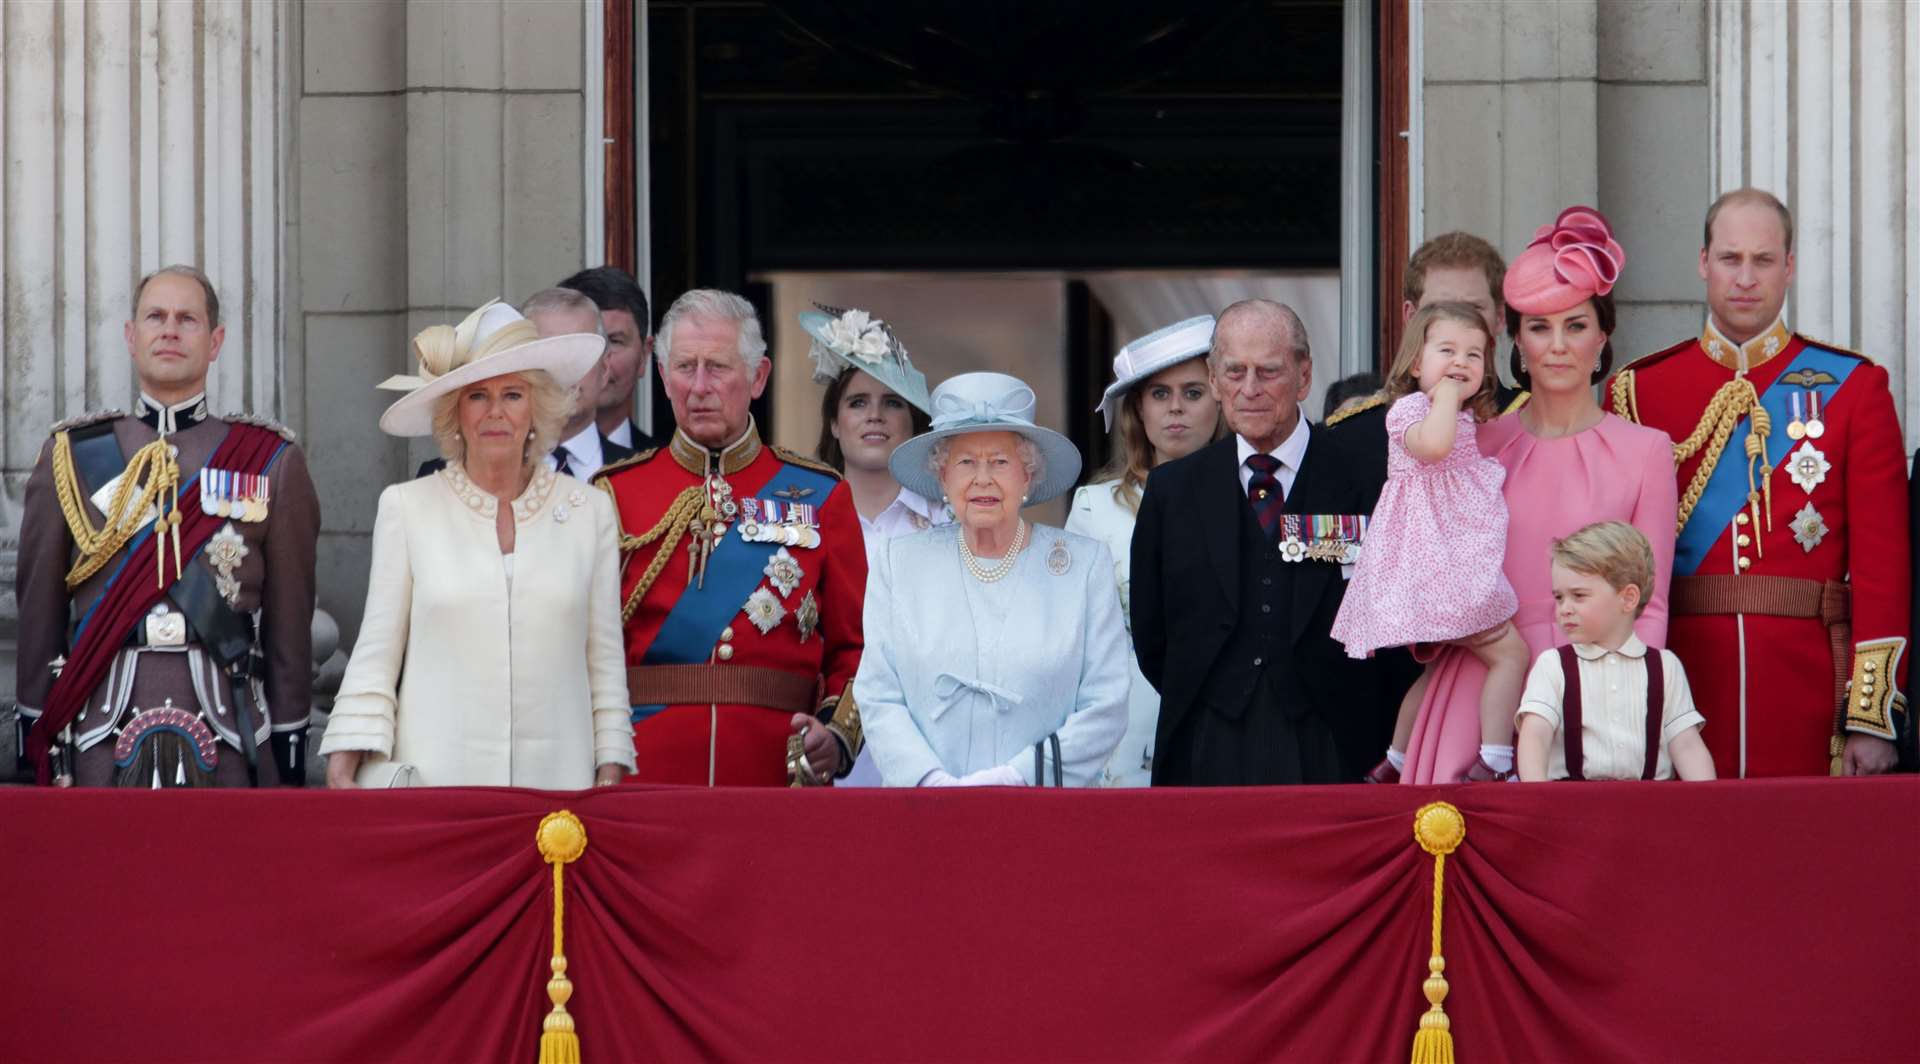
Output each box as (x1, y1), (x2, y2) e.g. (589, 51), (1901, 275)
(320, 465), (636, 788)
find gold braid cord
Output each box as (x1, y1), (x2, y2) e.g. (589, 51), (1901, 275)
(536, 811), (588, 1064)
(51, 431), (183, 590)
(1671, 377), (1773, 538)
(1608, 371), (1638, 425)
(614, 485), (706, 622)
(1409, 802), (1466, 1064)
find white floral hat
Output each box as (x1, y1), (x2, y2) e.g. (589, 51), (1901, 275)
(1094, 314), (1216, 432)
(797, 304), (933, 413)
(375, 300), (606, 437)
(888, 372), (1083, 505)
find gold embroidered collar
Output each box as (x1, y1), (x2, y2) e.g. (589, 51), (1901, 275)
(669, 419), (762, 477)
(1700, 316), (1791, 373)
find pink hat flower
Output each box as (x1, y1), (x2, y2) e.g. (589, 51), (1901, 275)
(1501, 205), (1626, 316)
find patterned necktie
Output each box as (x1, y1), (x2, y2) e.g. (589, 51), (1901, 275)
(551, 446), (573, 477)
(1245, 453), (1285, 538)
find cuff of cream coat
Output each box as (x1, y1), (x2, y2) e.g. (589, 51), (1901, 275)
(316, 696), (395, 759)
(594, 714), (638, 771)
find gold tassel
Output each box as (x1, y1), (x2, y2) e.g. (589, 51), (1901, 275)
(1410, 802), (1466, 1064)
(536, 811), (588, 1064)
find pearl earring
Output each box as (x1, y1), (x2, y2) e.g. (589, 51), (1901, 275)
(1021, 494), (1030, 504)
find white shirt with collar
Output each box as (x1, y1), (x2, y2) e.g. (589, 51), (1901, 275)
(1234, 415), (1310, 498)
(546, 423), (606, 483)
(604, 418), (636, 450)
(856, 487), (946, 570)
(1515, 635), (1706, 781)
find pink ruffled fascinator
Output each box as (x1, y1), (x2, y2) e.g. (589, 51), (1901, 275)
(1501, 206), (1626, 316)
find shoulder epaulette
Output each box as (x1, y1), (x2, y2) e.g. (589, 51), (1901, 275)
(1794, 333), (1874, 365)
(48, 409), (125, 435)
(1617, 338), (1695, 375)
(592, 446), (657, 485)
(1323, 392), (1387, 426)
(222, 412), (298, 442)
(772, 445), (842, 480)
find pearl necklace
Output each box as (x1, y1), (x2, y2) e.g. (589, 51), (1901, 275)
(959, 521), (1028, 583)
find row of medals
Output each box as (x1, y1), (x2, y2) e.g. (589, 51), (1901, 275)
(1786, 389), (1825, 441)
(199, 469), (270, 522)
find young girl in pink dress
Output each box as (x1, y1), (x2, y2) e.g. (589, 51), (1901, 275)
(1330, 301), (1532, 781)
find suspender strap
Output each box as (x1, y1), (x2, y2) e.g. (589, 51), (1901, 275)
(1558, 645), (1585, 781)
(1641, 649), (1665, 781)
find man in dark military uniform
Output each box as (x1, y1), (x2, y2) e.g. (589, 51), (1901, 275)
(14, 265), (320, 787)
(595, 289), (865, 786)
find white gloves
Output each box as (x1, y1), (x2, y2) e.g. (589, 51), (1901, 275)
(918, 765), (1026, 787)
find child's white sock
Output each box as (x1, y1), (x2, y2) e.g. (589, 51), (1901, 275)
(1385, 747), (1406, 772)
(1478, 744), (1515, 774)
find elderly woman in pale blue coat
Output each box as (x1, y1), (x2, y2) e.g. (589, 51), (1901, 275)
(855, 372), (1129, 786)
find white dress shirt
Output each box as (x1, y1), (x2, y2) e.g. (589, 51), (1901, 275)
(547, 423), (607, 483)
(1515, 636), (1705, 781)
(605, 418), (636, 450)
(1234, 415), (1310, 499)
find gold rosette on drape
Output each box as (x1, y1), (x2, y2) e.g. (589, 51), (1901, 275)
(536, 811), (588, 1063)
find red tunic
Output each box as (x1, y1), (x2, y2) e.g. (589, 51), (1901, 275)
(595, 428), (866, 785)
(1607, 321), (1910, 776)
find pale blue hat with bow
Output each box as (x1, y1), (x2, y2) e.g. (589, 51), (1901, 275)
(888, 371), (1083, 505)
(798, 304), (933, 413)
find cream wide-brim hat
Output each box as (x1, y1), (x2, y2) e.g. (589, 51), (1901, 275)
(375, 299), (607, 437)
(1094, 314), (1216, 433)
(888, 371), (1083, 505)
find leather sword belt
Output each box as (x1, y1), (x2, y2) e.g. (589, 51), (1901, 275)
(626, 664), (816, 714)
(1672, 574), (1851, 731)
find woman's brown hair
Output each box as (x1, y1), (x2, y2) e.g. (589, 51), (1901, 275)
(1089, 355), (1225, 513)
(1504, 292), (1617, 390)
(1385, 301), (1500, 422)
(814, 366), (932, 473)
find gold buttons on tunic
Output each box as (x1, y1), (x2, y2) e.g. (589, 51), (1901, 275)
(1737, 556), (1752, 571)
(720, 626), (734, 642)
(718, 644), (735, 661)
(1736, 512), (1750, 526)
(1737, 534), (1751, 547)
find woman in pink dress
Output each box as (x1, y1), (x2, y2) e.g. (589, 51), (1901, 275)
(1332, 302), (1530, 780)
(1399, 206), (1679, 784)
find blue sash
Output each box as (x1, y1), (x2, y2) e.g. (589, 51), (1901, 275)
(632, 460), (836, 721)
(1674, 344), (1859, 574)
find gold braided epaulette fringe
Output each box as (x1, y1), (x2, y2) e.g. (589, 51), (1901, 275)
(223, 412), (297, 442)
(1795, 333), (1873, 365)
(1323, 392), (1386, 427)
(824, 690), (862, 758)
(772, 445), (841, 480)
(48, 410), (124, 434)
(591, 446), (657, 486)
(1609, 370), (1639, 424)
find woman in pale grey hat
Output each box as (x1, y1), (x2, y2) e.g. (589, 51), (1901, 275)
(320, 300), (636, 789)
(853, 372), (1129, 786)
(802, 304), (949, 787)
(802, 304), (946, 566)
(1065, 315), (1223, 786)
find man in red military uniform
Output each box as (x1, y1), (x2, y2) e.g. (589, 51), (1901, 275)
(594, 289), (865, 785)
(1605, 188), (1909, 777)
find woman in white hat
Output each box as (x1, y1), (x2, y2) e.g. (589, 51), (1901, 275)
(1065, 315), (1223, 785)
(853, 372), (1129, 787)
(319, 300), (636, 789)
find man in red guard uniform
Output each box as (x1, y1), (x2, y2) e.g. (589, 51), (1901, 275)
(594, 289), (865, 785)
(1605, 189), (1910, 776)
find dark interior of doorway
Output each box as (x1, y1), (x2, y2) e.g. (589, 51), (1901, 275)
(642, 0), (1345, 466)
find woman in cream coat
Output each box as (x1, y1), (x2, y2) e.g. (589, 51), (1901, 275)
(856, 372), (1128, 787)
(1065, 316), (1223, 785)
(320, 300), (635, 789)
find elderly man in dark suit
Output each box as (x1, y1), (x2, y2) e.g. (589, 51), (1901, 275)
(1131, 299), (1386, 785)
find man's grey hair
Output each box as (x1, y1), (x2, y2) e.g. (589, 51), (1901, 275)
(520, 287), (605, 336)
(1209, 299), (1311, 365)
(655, 288), (768, 371)
(133, 264), (220, 328)
(926, 434), (1045, 485)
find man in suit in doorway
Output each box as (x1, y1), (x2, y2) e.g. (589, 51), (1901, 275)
(1131, 299), (1386, 785)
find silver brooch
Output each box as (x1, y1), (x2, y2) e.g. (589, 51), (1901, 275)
(763, 547), (803, 597)
(206, 523), (248, 607)
(796, 590), (820, 643)
(1790, 502), (1828, 553)
(1786, 442), (1830, 494)
(1046, 539), (1071, 576)
(742, 587), (787, 635)
(552, 502), (570, 523)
